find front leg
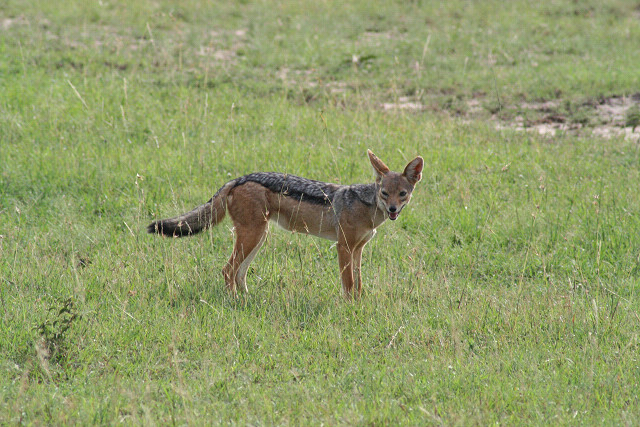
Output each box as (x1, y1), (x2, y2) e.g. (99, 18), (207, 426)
(337, 241), (355, 298)
(352, 244), (365, 298)
(352, 230), (375, 298)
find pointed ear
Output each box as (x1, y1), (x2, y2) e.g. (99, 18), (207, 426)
(403, 156), (424, 185)
(368, 149), (390, 180)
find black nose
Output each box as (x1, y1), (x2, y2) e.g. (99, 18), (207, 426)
(389, 206), (397, 213)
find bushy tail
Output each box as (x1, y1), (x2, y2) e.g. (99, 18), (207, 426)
(147, 182), (232, 237)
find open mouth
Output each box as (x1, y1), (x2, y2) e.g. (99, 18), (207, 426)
(388, 211), (399, 220)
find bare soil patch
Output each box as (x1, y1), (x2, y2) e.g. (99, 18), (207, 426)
(197, 29), (248, 65)
(379, 93), (640, 141)
(1, 16), (28, 30)
(381, 97), (426, 112)
(500, 94), (640, 140)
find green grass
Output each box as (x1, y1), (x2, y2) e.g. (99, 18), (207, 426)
(2, 0), (640, 424)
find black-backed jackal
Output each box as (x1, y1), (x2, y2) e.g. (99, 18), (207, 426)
(148, 150), (423, 299)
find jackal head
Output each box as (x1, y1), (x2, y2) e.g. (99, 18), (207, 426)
(368, 150), (424, 221)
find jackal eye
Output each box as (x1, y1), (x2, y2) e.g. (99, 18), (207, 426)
(380, 190), (389, 198)
(399, 191), (407, 197)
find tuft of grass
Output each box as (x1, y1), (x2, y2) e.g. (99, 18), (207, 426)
(35, 298), (81, 366)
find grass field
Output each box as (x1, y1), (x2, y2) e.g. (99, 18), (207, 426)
(2, 0), (640, 424)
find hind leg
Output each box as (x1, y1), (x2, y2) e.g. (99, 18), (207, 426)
(222, 222), (268, 296)
(221, 185), (270, 296)
(235, 226), (268, 293)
